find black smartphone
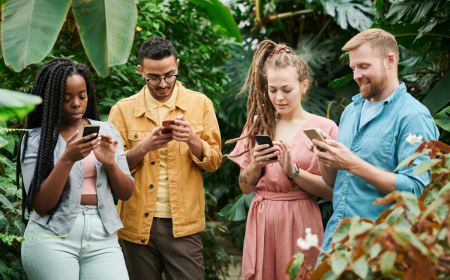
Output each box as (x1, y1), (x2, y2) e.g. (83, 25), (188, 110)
(82, 125), (100, 143)
(254, 134), (278, 160)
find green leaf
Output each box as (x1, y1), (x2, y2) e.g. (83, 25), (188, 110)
(320, 0), (374, 31)
(72, 0), (138, 77)
(422, 71), (450, 115)
(296, 35), (336, 70)
(0, 155), (16, 171)
(351, 257), (369, 279)
(385, 207), (404, 225)
(386, 0), (439, 25)
(400, 192), (420, 218)
(413, 158), (442, 175)
(332, 218), (351, 244)
(1, 0), (70, 72)
(369, 243), (382, 259)
(434, 106), (450, 132)
(380, 251), (396, 277)
(187, 0), (242, 42)
(289, 253), (305, 280)
(0, 136), (8, 149)
(12, 216), (25, 237)
(218, 192), (254, 221)
(331, 253), (348, 276)
(394, 150), (429, 172)
(0, 214), (7, 231)
(0, 194), (13, 211)
(328, 74), (353, 88)
(349, 221), (373, 239)
(0, 89), (42, 122)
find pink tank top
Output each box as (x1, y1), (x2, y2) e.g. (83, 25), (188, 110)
(82, 151), (97, 195)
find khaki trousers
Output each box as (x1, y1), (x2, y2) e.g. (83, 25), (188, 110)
(120, 217), (204, 280)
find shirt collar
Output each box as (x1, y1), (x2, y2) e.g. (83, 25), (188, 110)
(134, 81), (187, 117)
(144, 84), (179, 111)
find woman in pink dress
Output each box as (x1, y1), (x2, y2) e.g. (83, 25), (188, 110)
(227, 40), (338, 279)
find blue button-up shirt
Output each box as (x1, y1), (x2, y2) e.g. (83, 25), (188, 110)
(322, 83), (440, 251)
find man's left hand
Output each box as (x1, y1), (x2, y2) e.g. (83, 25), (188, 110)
(172, 114), (196, 145)
(313, 139), (359, 171)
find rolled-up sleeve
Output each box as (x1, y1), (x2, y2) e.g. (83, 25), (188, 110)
(395, 113), (440, 195)
(190, 99), (222, 172)
(21, 129), (40, 194)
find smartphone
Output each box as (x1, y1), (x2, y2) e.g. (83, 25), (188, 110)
(162, 120), (175, 134)
(254, 135), (278, 160)
(303, 128), (325, 142)
(82, 125), (100, 143)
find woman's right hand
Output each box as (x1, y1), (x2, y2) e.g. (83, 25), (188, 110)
(61, 130), (99, 164)
(251, 143), (280, 169)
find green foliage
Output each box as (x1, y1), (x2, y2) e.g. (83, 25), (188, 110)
(0, 90), (42, 122)
(187, 0), (242, 42)
(1, 0), (137, 77)
(0, 121), (28, 280)
(318, 0), (375, 31)
(287, 140), (450, 279)
(434, 106), (450, 132)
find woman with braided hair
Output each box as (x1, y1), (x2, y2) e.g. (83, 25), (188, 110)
(227, 40), (338, 279)
(17, 58), (133, 279)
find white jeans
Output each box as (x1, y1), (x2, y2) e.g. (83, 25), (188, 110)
(21, 206), (129, 280)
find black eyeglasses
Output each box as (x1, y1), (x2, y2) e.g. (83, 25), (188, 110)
(145, 74), (178, 86)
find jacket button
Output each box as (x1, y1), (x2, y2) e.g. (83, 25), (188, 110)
(145, 213), (149, 217)
(150, 184), (154, 189)
(141, 239), (145, 243)
(134, 134), (138, 139)
(98, 204), (104, 209)
(96, 184), (101, 188)
(151, 161), (155, 165)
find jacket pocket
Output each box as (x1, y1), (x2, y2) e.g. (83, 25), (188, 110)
(127, 131), (148, 149)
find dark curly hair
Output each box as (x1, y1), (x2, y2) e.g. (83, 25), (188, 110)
(16, 57), (99, 222)
(138, 36), (177, 63)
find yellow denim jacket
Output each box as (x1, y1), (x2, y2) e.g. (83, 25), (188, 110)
(108, 82), (222, 244)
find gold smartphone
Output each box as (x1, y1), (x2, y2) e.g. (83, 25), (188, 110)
(303, 128), (325, 142)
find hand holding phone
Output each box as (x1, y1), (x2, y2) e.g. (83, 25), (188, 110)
(254, 135), (278, 160)
(303, 128), (325, 142)
(161, 120), (175, 134)
(82, 125), (100, 143)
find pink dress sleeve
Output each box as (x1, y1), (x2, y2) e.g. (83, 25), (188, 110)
(228, 131), (251, 170)
(328, 121), (339, 140)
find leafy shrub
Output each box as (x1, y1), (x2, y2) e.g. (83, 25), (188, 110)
(287, 140), (450, 279)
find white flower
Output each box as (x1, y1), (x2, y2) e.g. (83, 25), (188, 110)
(136, 26), (142, 32)
(405, 133), (423, 145)
(297, 228), (319, 250)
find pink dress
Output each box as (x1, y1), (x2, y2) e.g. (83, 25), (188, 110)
(229, 115), (338, 280)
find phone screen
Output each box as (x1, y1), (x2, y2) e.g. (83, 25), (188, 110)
(82, 125), (100, 143)
(255, 135), (278, 160)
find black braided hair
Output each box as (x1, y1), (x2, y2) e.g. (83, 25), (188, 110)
(16, 58), (99, 222)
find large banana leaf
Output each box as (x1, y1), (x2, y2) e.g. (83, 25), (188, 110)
(434, 106), (450, 132)
(0, 90), (42, 122)
(72, 0), (138, 77)
(422, 71), (450, 116)
(320, 0), (374, 31)
(1, 0), (70, 72)
(187, 0), (242, 42)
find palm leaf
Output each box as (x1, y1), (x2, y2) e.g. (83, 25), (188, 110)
(320, 0), (374, 31)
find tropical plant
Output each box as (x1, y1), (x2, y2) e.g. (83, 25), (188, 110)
(0, 0), (137, 77)
(287, 139), (450, 279)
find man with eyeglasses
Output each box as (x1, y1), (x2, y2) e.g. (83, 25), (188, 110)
(108, 36), (222, 280)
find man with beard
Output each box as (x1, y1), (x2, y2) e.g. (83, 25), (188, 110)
(108, 36), (221, 279)
(306, 29), (439, 253)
